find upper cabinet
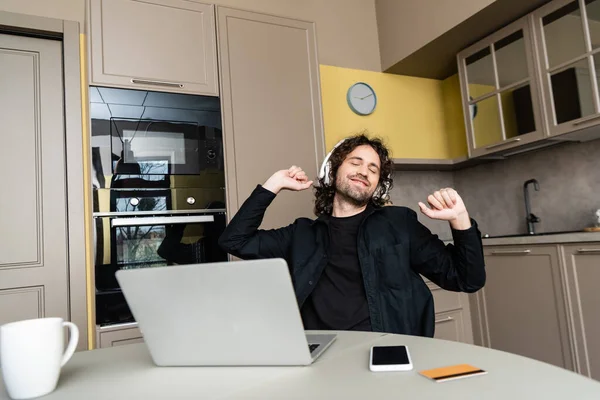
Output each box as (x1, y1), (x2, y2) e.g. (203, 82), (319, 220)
(458, 17), (545, 158)
(533, 0), (600, 136)
(88, 0), (218, 96)
(456, 0), (600, 159)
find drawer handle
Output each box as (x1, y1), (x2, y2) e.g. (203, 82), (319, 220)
(576, 248), (600, 253)
(131, 78), (184, 88)
(435, 316), (454, 324)
(485, 137), (521, 150)
(491, 249), (531, 255)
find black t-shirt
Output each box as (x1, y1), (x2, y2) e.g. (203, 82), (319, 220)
(300, 209), (371, 331)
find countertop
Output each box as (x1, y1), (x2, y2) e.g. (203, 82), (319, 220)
(481, 230), (600, 246)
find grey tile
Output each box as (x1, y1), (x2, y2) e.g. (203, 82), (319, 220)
(388, 139), (600, 238)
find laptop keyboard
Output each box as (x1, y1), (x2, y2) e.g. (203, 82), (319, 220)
(308, 343), (320, 354)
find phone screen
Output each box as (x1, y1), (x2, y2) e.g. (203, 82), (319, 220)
(372, 345), (410, 365)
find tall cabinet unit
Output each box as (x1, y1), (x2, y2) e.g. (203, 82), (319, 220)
(217, 7), (325, 228)
(86, 1), (326, 346)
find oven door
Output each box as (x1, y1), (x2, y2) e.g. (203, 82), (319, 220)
(94, 211), (226, 325)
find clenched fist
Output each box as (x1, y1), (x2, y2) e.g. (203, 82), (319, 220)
(262, 165), (313, 195)
(418, 188), (471, 230)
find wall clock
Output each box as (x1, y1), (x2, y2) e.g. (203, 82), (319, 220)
(347, 82), (377, 115)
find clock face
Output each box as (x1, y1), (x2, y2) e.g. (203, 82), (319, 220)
(347, 82), (377, 115)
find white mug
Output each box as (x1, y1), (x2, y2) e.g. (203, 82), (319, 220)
(0, 318), (79, 399)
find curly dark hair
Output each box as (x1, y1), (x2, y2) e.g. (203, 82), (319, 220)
(314, 133), (394, 217)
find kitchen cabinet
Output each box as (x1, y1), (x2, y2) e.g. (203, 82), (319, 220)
(532, 0), (600, 137)
(426, 279), (474, 344)
(455, 0), (600, 161)
(561, 244), (600, 380)
(88, 0), (218, 96)
(96, 323), (143, 348)
(216, 7), (325, 229)
(457, 15), (546, 158)
(471, 245), (574, 370)
(434, 310), (470, 343)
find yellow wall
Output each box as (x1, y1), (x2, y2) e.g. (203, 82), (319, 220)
(441, 74), (468, 159)
(319, 65), (469, 159)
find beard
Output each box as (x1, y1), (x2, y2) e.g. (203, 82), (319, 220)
(335, 175), (375, 206)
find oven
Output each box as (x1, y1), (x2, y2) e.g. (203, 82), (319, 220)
(93, 197), (227, 326)
(90, 86), (227, 327)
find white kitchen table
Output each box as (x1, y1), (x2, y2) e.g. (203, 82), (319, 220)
(2, 331), (599, 399)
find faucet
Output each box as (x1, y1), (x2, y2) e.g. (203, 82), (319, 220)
(524, 179), (540, 235)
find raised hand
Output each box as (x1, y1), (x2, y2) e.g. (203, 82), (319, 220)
(262, 165), (313, 194)
(418, 188), (471, 230)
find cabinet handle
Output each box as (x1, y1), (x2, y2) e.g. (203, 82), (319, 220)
(490, 249), (531, 255)
(484, 138), (521, 150)
(435, 316), (454, 324)
(573, 114), (600, 126)
(131, 78), (184, 88)
(576, 248), (600, 253)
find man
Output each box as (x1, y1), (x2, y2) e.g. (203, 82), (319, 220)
(218, 134), (485, 337)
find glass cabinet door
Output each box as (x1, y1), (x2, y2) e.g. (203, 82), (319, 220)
(459, 17), (544, 157)
(534, 0), (600, 135)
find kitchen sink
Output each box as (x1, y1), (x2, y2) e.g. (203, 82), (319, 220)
(482, 230), (583, 239)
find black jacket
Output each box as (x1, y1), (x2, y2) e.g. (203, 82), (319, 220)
(218, 185), (486, 337)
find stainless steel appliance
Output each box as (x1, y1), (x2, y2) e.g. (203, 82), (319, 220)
(90, 86), (227, 326)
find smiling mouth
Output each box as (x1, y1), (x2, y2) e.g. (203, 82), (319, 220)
(350, 178), (369, 187)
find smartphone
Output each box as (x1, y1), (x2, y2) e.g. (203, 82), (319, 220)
(369, 345), (413, 372)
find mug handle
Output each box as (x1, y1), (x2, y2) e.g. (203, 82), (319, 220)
(61, 321), (79, 367)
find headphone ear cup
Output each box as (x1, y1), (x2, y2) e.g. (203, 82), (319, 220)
(323, 161), (331, 185)
(319, 138), (346, 186)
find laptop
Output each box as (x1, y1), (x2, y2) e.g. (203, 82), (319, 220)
(115, 258), (337, 366)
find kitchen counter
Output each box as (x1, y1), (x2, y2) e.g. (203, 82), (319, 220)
(481, 231), (600, 246)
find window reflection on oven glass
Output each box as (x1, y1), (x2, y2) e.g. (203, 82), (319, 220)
(116, 225), (167, 269)
(115, 196), (167, 213)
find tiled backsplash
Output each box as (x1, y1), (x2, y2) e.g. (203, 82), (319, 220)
(389, 139), (600, 239)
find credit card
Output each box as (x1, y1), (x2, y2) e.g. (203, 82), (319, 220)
(419, 364), (487, 382)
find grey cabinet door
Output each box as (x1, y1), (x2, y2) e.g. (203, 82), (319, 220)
(472, 245), (574, 370)
(217, 7), (325, 229)
(426, 279), (474, 344)
(0, 34), (69, 325)
(89, 0), (218, 95)
(434, 310), (468, 343)
(562, 244), (600, 380)
(97, 324), (143, 348)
